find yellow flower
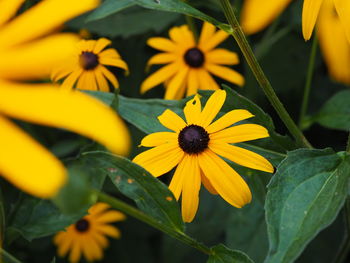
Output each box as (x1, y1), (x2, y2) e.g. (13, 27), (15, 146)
(54, 203), (125, 263)
(51, 38), (129, 92)
(133, 90), (274, 222)
(241, 0), (350, 84)
(141, 22), (244, 100)
(0, 0), (131, 198)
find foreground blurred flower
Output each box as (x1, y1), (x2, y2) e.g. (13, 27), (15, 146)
(241, 0), (350, 84)
(54, 203), (125, 263)
(0, 0), (130, 198)
(141, 22), (244, 99)
(133, 90), (273, 222)
(51, 38), (128, 91)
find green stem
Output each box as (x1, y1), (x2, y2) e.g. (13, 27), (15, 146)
(333, 198), (350, 263)
(96, 191), (212, 255)
(218, 0), (312, 149)
(185, 15), (198, 41)
(299, 35), (318, 129)
(0, 248), (22, 263)
(346, 132), (350, 153)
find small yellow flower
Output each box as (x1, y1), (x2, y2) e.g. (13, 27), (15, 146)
(0, 0), (131, 198)
(141, 22), (244, 100)
(51, 38), (129, 92)
(133, 90), (274, 222)
(54, 203), (125, 263)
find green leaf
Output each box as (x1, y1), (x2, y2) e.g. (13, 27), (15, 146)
(265, 148), (350, 263)
(313, 90), (350, 131)
(208, 244), (254, 263)
(80, 151), (184, 232)
(87, 0), (135, 21)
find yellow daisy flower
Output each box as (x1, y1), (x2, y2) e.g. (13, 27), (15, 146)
(241, 0), (350, 84)
(133, 90), (274, 222)
(141, 22), (244, 100)
(54, 203), (125, 263)
(51, 38), (129, 92)
(0, 0), (131, 198)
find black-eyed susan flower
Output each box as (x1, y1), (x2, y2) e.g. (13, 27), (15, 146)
(141, 22), (244, 100)
(54, 203), (125, 263)
(241, 0), (350, 85)
(52, 38), (128, 92)
(133, 90), (274, 222)
(0, 0), (130, 198)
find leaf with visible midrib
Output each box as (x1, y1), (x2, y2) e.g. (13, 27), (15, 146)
(264, 148), (350, 263)
(207, 244), (254, 263)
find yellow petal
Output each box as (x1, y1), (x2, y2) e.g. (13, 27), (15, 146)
(94, 68), (110, 92)
(169, 155), (189, 200)
(141, 63), (180, 94)
(205, 64), (244, 87)
(98, 225), (121, 238)
(198, 89), (226, 128)
(93, 37), (111, 53)
(164, 67), (189, 100)
(334, 0), (350, 44)
(51, 60), (77, 82)
(0, 116), (66, 198)
(100, 65), (119, 89)
(147, 53), (177, 66)
(0, 82), (130, 156)
(198, 150), (252, 208)
(91, 232), (109, 248)
(147, 37), (177, 52)
(197, 68), (220, 91)
(80, 71), (98, 91)
(0, 0), (99, 49)
(241, 0), (292, 35)
(181, 155), (201, 222)
(140, 132), (177, 147)
(209, 142), (274, 173)
(56, 233), (73, 257)
(61, 68), (83, 90)
(95, 210), (126, 223)
(199, 22), (216, 47)
(89, 202), (109, 215)
(133, 142), (184, 177)
(201, 172), (218, 195)
(98, 48), (120, 59)
(186, 69), (200, 96)
(0, 0), (25, 27)
(206, 109), (254, 133)
(158, 109), (187, 132)
(317, 0), (350, 84)
(302, 0), (323, 40)
(198, 29), (229, 52)
(206, 49), (240, 65)
(184, 95), (202, 125)
(69, 239), (82, 263)
(210, 124), (269, 144)
(99, 57), (128, 72)
(0, 34), (79, 80)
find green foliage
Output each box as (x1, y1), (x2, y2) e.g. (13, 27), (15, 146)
(265, 148), (350, 263)
(208, 244), (254, 263)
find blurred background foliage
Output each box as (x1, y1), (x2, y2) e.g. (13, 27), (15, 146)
(1, 0), (349, 262)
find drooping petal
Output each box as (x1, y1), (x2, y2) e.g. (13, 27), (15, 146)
(94, 68), (110, 92)
(205, 64), (244, 87)
(0, 34), (79, 80)
(186, 69), (200, 96)
(61, 68), (83, 90)
(69, 238), (82, 263)
(140, 132), (177, 147)
(0, 0), (25, 27)
(93, 37), (111, 53)
(99, 57), (128, 71)
(100, 65), (119, 89)
(302, 0), (323, 40)
(206, 109), (254, 133)
(169, 155), (189, 200)
(81, 71), (98, 91)
(164, 67), (189, 100)
(56, 233), (74, 256)
(241, 0), (292, 35)
(198, 150), (252, 208)
(0, 116), (66, 198)
(147, 37), (177, 52)
(197, 68), (221, 91)
(206, 49), (240, 65)
(334, 0), (350, 44)
(91, 232), (109, 248)
(209, 142), (274, 173)
(133, 142), (184, 177)
(181, 155), (201, 222)
(184, 95), (202, 125)
(210, 124), (269, 144)
(158, 109), (187, 132)
(0, 0), (99, 48)
(198, 89), (226, 128)
(141, 63), (180, 94)
(201, 172), (218, 195)
(0, 82), (130, 155)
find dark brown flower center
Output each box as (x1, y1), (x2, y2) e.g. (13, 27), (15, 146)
(178, 124), (209, 154)
(79, 52), (99, 70)
(75, 218), (90, 232)
(184, 48), (205, 68)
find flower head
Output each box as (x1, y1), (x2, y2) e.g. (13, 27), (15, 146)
(133, 90), (274, 222)
(51, 38), (129, 92)
(141, 22), (244, 100)
(54, 203), (125, 263)
(0, 0), (131, 198)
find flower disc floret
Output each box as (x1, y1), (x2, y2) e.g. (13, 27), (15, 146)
(79, 51), (99, 70)
(184, 48), (205, 68)
(178, 124), (209, 154)
(74, 218), (90, 232)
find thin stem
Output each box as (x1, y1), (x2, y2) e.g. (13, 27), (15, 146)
(96, 191), (212, 255)
(0, 248), (22, 263)
(299, 35), (318, 128)
(333, 198), (350, 263)
(346, 132), (350, 153)
(218, 0), (312, 149)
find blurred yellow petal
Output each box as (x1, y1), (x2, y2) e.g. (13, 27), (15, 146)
(0, 116), (66, 198)
(0, 0), (99, 48)
(165, 67), (189, 100)
(61, 68), (83, 90)
(205, 64), (244, 87)
(147, 53), (177, 66)
(100, 66), (119, 89)
(0, 0), (25, 27)
(198, 30), (229, 51)
(186, 69), (200, 96)
(95, 211), (126, 223)
(302, 0), (323, 40)
(0, 82), (130, 155)
(197, 68), (221, 91)
(93, 38), (111, 53)
(241, 0), (292, 35)
(140, 132), (177, 147)
(99, 48), (120, 59)
(99, 57), (128, 71)
(206, 49), (240, 65)
(147, 37), (177, 52)
(334, 0), (350, 43)
(199, 22), (216, 47)
(158, 109), (187, 132)
(69, 239), (82, 263)
(0, 34), (79, 80)
(94, 69), (110, 92)
(199, 89), (226, 128)
(207, 109), (254, 133)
